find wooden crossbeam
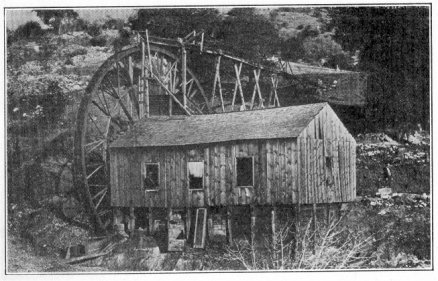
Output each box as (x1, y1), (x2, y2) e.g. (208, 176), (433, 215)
(87, 165), (103, 180)
(250, 69), (263, 109)
(269, 75), (280, 107)
(231, 63), (244, 109)
(94, 188), (108, 210)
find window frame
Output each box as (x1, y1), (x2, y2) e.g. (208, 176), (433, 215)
(187, 161), (205, 190)
(235, 156), (255, 188)
(142, 162), (160, 192)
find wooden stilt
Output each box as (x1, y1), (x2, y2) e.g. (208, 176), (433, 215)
(272, 206), (278, 266)
(128, 207), (135, 234)
(113, 208), (123, 226)
(294, 204), (300, 260)
(312, 203), (317, 254)
(186, 207), (192, 240)
(226, 207), (233, 244)
(181, 46), (187, 108)
(140, 39), (145, 118)
(148, 206), (153, 235)
(145, 30), (152, 118)
(250, 205), (256, 246)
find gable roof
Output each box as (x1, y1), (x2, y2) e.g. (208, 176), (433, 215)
(110, 103), (328, 148)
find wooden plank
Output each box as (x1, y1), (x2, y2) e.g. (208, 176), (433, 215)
(225, 145), (232, 206)
(274, 140), (280, 205)
(291, 140), (297, 204)
(299, 138), (306, 205)
(266, 141), (272, 205)
(285, 141), (292, 204)
(319, 140), (326, 203)
(170, 149), (177, 208)
(220, 145), (226, 205)
(181, 150), (188, 208)
(281, 141), (287, 204)
(213, 145), (220, 205)
(230, 144), (237, 205)
(227, 207), (233, 244)
(258, 141), (267, 205)
(204, 147), (210, 206)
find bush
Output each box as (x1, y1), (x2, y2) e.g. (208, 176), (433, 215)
(90, 36), (107, 47)
(14, 21), (45, 39)
(86, 23), (102, 37)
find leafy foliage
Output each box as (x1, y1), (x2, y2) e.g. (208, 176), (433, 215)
(11, 21), (45, 41)
(129, 8), (221, 39)
(328, 7), (430, 129)
(215, 8), (279, 61)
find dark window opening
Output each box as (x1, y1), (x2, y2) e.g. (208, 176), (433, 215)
(236, 157), (254, 187)
(143, 163), (159, 190)
(326, 156), (333, 170)
(188, 162), (204, 189)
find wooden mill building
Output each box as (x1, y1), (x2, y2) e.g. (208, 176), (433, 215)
(109, 102), (356, 248)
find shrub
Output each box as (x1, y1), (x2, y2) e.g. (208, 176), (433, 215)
(14, 21), (45, 39)
(86, 23), (102, 37)
(90, 36), (107, 47)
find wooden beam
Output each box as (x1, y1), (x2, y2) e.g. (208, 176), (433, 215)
(140, 40), (145, 118)
(226, 207), (233, 244)
(272, 206), (277, 264)
(231, 63), (242, 108)
(148, 207), (153, 235)
(182, 46), (187, 108)
(250, 205), (256, 247)
(145, 30), (152, 118)
(128, 206), (135, 234)
(234, 63), (245, 109)
(312, 203), (317, 255)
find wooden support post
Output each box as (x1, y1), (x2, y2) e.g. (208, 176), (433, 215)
(272, 206), (278, 266)
(148, 207), (153, 235)
(145, 30), (152, 118)
(140, 39), (145, 118)
(312, 203), (317, 255)
(113, 208), (123, 226)
(169, 96), (173, 116)
(167, 208), (172, 249)
(250, 205), (256, 247)
(294, 204), (300, 260)
(186, 207), (192, 240)
(226, 207), (233, 244)
(182, 46), (187, 108)
(128, 207), (135, 234)
(128, 56), (134, 117)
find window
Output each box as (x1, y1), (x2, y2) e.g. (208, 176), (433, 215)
(142, 163), (159, 190)
(188, 162), (204, 189)
(236, 157), (254, 187)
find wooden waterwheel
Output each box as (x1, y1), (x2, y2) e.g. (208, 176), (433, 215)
(73, 34), (210, 233)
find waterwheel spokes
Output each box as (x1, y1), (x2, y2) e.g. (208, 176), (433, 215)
(75, 43), (208, 233)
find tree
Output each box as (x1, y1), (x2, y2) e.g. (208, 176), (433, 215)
(328, 7), (430, 129)
(34, 9), (79, 35)
(215, 8), (279, 61)
(129, 8), (221, 39)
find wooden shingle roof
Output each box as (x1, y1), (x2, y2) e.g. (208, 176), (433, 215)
(110, 103), (328, 148)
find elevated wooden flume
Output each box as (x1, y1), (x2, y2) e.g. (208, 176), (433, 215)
(73, 29), (355, 236)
